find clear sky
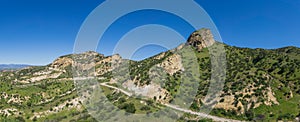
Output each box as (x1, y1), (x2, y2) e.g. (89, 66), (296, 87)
(0, 0), (299, 65)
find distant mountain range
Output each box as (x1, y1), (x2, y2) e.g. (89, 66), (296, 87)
(0, 64), (31, 71)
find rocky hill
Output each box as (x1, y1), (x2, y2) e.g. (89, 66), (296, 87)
(0, 29), (299, 122)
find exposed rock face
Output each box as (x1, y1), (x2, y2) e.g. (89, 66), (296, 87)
(187, 28), (215, 51)
(157, 54), (184, 75)
(15, 51), (107, 83)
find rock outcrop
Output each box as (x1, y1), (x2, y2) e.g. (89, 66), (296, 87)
(187, 28), (215, 51)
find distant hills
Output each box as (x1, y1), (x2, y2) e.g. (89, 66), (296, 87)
(0, 64), (31, 71)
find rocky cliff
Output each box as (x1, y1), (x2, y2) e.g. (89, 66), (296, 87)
(187, 28), (216, 51)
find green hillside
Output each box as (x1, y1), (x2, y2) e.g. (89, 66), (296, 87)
(0, 29), (299, 122)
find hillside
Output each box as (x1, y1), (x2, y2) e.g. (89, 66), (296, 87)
(0, 29), (299, 122)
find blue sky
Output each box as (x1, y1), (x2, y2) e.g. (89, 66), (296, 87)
(0, 0), (299, 65)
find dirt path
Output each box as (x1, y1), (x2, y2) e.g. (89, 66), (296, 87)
(100, 82), (133, 96)
(164, 104), (241, 122)
(100, 83), (241, 122)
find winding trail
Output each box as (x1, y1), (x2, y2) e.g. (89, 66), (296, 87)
(100, 82), (133, 96)
(100, 83), (241, 122)
(164, 104), (240, 122)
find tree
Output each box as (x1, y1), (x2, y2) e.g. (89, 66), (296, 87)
(140, 106), (150, 111)
(120, 103), (136, 113)
(245, 110), (254, 121)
